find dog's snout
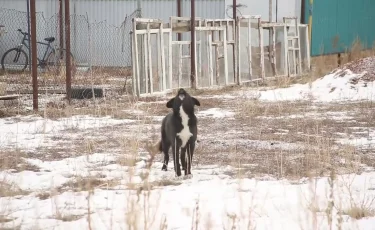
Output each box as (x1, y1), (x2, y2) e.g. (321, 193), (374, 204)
(178, 88), (186, 94)
(178, 88), (186, 101)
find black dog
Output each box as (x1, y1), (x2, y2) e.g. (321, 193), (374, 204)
(157, 88), (200, 177)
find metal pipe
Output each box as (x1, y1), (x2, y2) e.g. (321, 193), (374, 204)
(59, 0), (64, 58)
(233, 0), (236, 83)
(30, 0), (38, 110)
(65, 0), (72, 102)
(276, 0), (278, 22)
(177, 0), (182, 41)
(190, 0), (196, 89)
(26, 0), (31, 72)
(137, 0), (142, 15)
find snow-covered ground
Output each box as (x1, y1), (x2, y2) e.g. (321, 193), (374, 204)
(2, 62), (375, 229)
(257, 69), (375, 102)
(1, 153), (375, 230)
(213, 69), (375, 103)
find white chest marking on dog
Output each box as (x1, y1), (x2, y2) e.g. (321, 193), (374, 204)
(177, 105), (193, 148)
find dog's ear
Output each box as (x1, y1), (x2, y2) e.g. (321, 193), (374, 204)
(192, 97), (200, 106)
(166, 98), (175, 108)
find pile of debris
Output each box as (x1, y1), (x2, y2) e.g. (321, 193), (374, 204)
(338, 56), (375, 83)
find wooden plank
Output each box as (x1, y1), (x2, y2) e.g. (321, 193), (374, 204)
(236, 19), (241, 85)
(259, 20), (265, 80)
(283, 24), (290, 77)
(147, 23), (153, 94)
(223, 29), (228, 85)
(168, 30), (173, 90)
(178, 44), (183, 88)
(133, 20), (140, 97)
(247, 18), (253, 79)
(0, 94), (20, 100)
(208, 33), (214, 86)
(305, 25), (311, 71)
(160, 25), (166, 92)
(143, 32), (149, 94)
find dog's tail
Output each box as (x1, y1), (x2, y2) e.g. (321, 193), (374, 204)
(145, 140), (163, 156)
(157, 140), (162, 152)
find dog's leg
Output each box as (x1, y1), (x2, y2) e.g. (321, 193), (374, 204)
(180, 147), (187, 172)
(161, 141), (170, 171)
(172, 137), (182, 177)
(186, 140), (196, 176)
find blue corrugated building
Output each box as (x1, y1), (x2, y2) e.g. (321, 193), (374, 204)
(303, 0), (375, 56)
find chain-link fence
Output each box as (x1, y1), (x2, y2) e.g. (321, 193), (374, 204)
(0, 7), (140, 96)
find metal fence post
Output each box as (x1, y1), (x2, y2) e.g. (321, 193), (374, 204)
(233, 0), (237, 83)
(30, 0), (38, 110)
(190, 0), (196, 89)
(64, 0), (72, 102)
(26, 0), (32, 72)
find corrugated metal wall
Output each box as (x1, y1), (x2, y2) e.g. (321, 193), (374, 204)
(0, 0), (225, 67)
(0, 0), (224, 27)
(305, 0), (375, 56)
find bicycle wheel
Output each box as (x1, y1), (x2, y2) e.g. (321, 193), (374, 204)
(46, 48), (77, 77)
(1, 48), (29, 72)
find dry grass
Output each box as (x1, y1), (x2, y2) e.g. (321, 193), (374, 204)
(53, 214), (85, 222)
(0, 216), (14, 223)
(36, 192), (52, 200)
(343, 205), (375, 220)
(59, 176), (120, 192)
(0, 181), (29, 197)
(0, 150), (40, 172)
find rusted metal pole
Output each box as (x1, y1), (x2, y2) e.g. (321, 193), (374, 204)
(190, 0), (196, 89)
(30, 0), (38, 110)
(233, 0), (237, 83)
(64, 0), (72, 102)
(177, 0), (182, 41)
(59, 0), (64, 58)
(26, 0), (32, 72)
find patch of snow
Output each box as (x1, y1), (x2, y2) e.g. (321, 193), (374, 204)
(337, 128), (375, 150)
(256, 69), (375, 102)
(0, 115), (134, 150)
(259, 111), (355, 121)
(1, 153), (375, 230)
(197, 108), (235, 118)
(122, 109), (144, 115)
(0, 153), (122, 191)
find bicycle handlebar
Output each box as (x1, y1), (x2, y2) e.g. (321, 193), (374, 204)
(17, 29), (29, 36)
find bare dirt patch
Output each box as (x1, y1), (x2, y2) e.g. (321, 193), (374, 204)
(52, 214), (85, 222)
(192, 96), (375, 179)
(0, 150), (40, 172)
(338, 56), (375, 82)
(58, 176), (120, 192)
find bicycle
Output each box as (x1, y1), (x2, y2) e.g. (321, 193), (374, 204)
(1, 28), (76, 75)
(225, 4), (247, 19)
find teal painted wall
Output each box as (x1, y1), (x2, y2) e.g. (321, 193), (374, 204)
(306, 0), (375, 56)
